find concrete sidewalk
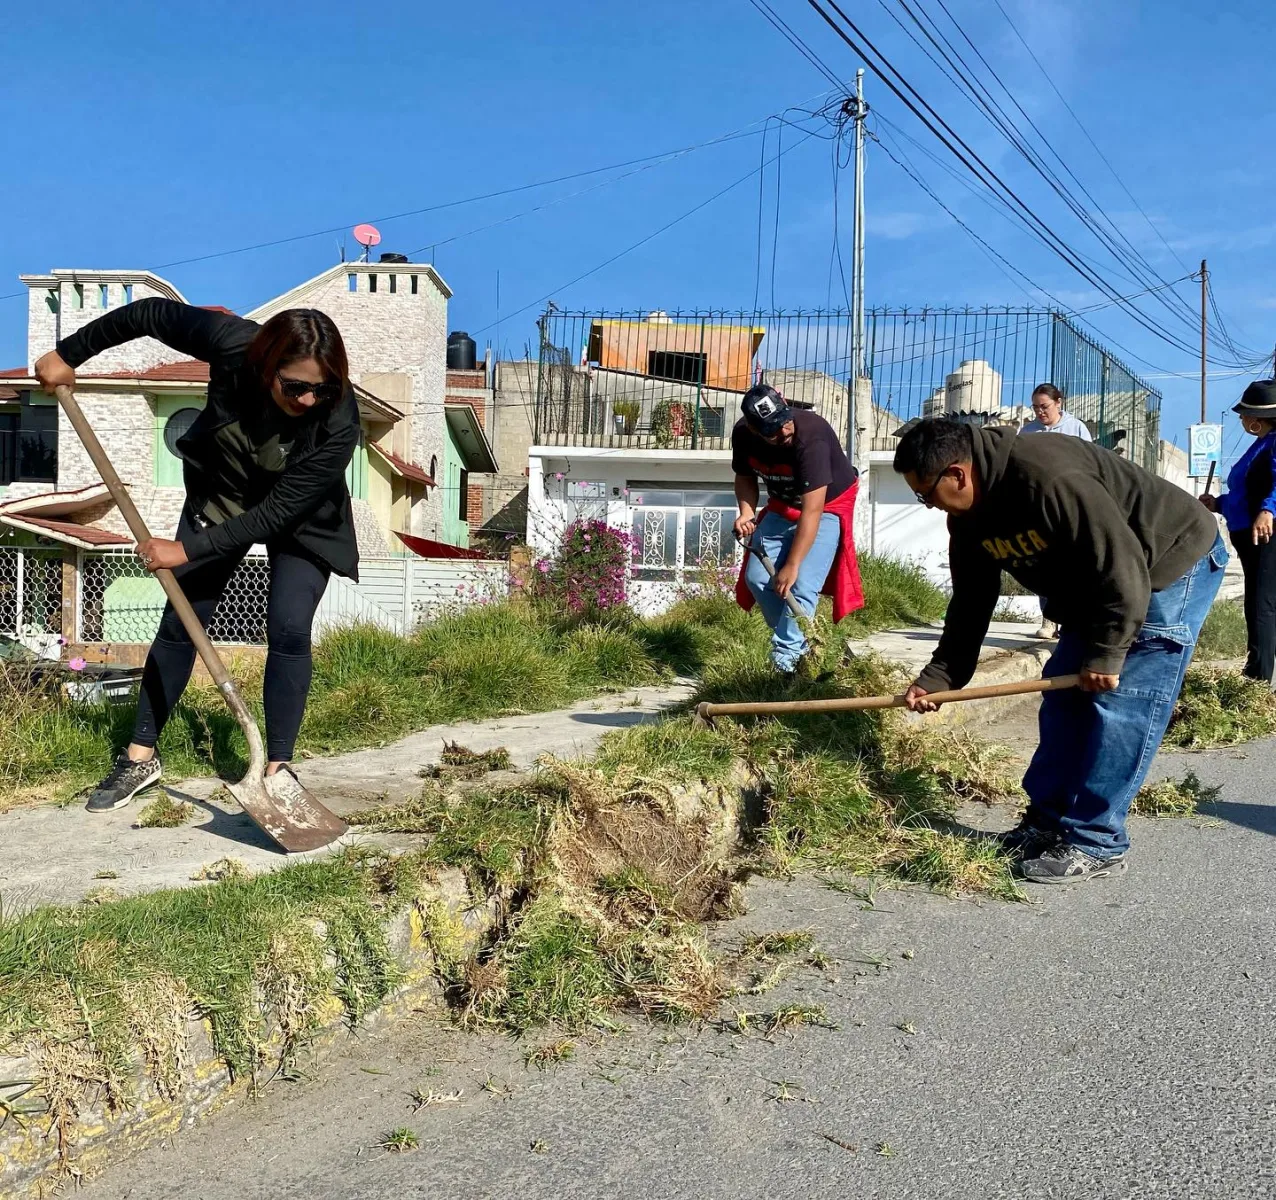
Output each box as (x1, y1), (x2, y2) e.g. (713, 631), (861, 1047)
(0, 622), (1047, 911)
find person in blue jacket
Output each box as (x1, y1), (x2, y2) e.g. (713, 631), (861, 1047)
(1201, 379), (1276, 686)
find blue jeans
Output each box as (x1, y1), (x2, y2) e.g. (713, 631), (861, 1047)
(744, 510), (841, 671)
(1022, 534), (1228, 857)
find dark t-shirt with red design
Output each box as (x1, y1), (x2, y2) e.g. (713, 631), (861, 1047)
(730, 409), (857, 506)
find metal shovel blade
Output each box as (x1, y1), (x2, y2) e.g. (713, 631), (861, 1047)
(227, 770), (349, 855)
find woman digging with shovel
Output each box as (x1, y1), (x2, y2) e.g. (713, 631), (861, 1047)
(35, 300), (359, 815)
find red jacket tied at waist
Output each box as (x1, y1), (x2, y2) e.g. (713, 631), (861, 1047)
(735, 481), (864, 622)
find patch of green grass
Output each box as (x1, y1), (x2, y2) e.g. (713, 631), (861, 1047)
(134, 790), (194, 829)
(1167, 668), (1276, 749)
(1133, 770), (1223, 818)
(379, 1127), (420, 1153)
(1196, 600), (1248, 662)
(593, 717), (740, 783)
(739, 930), (815, 959)
(838, 555), (949, 638)
(496, 898), (619, 1032)
(0, 850), (419, 1149)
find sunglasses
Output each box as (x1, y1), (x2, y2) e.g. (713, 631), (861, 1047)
(276, 374), (342, 405)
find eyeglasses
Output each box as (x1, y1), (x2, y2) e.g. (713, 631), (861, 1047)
(913, 471), (946, 505)
(276, 374), (342, 405)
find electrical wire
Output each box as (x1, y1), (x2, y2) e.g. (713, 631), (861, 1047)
(802, 0), (1251, 367)
(469, 129), (822, 337)
(883, 0), (1260, 359)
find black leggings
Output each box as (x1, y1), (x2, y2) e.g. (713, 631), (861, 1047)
(1231, 529), (1276, 686)
(133, 510), (331, 762)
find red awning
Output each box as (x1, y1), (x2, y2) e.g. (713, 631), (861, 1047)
(0, 515), (131, 548)
(369, 441), (435, 487)
(394, 531), (489, 560)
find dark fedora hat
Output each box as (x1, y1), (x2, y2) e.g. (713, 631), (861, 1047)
(1234, 379), (1276, 419)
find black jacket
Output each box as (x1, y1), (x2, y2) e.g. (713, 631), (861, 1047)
(917, 426), (1218, 691)
(57, 298), (361, 579)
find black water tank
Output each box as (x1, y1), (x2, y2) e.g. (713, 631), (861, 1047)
(447, 331), (477, 370)
(379, 252), (408, 263)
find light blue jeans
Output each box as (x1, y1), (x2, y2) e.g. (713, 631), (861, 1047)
(744, 510), (841, 671)
(1023, 533), (1228, 856)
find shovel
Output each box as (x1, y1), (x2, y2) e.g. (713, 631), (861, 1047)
(694, 673), (1081, 728)
(56, 385), (348, 853)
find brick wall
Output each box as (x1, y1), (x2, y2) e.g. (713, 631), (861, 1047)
(248, 264), (450, 543)
(26, 275), (191, 374)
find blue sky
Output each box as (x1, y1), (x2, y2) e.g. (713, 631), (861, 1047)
(2, 0), (1272, 458)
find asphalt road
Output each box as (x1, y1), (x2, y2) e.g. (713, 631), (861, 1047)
(85, 732), (1276, 1200)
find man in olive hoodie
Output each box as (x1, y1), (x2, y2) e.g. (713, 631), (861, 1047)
(894, 418), (1227, 883)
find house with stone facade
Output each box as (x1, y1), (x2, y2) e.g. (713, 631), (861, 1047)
(0, 260), (499, 653)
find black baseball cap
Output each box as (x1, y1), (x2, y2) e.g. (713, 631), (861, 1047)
(742, 384), (793, 437)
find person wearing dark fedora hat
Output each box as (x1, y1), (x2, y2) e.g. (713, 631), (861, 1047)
(1200, 379), (1276, 686)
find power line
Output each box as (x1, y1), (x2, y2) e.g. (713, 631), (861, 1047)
(471, 129), (822, 336)
(884, 0), (1258, 358)
(802, 0), (1249, 367)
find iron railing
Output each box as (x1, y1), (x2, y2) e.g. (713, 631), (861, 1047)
(532, 307), (1163, 471)
(865, 307), (1162, 469)
(533, 310), (855, 452)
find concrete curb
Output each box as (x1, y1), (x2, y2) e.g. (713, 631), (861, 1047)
(0, 869), (496, 1198)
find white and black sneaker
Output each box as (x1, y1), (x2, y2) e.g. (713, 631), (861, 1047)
(85, 753), (163, 813)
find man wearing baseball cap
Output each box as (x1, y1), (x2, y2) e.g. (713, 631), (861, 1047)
(731, 383), (863, 675)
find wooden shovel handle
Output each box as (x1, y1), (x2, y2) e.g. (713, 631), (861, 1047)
(54, 384), (233, 691)
(696, 673), (1081, 720)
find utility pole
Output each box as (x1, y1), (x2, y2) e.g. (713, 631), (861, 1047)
(1199, 258), (1208, 424)
(846, 68), (868, 454)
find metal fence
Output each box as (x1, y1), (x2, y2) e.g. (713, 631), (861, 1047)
(79, 551), (272, 645)
(533, 307), (1162, 471)
(0, 547), (64, 645)
(533, 310), (855, 451)
(0, 546), (510, 651)
(864, 308), (1162, 468)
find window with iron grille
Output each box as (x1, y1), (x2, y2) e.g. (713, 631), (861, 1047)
(647, 350), (707, 384)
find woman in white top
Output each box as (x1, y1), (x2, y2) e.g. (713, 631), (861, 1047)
(1021, 383), (1092, 637)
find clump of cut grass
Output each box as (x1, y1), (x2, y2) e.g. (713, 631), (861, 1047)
(379, 1127), (420, 1153)
(728, 1003), (838, 1037)
(421, 742), (513, 781)
(1132, 770), (1222, 818)
(523, 1038), (575, 1070)
(1166, 668), (1276, 749)
(1196, 600), (1248, 662)
(134, 790), (195, 829)
(739, 930), (815, 959)
(886, 829), (1025, 903)
(190, 858), (248, 883)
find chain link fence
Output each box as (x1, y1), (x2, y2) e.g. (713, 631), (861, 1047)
(0, 547), (64, 643)
(79, 551), (271, 645)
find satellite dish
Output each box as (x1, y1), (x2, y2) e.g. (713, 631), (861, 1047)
(353, 223), (382, 262)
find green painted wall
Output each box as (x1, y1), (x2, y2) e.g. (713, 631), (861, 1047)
(442, 426), (469, 548)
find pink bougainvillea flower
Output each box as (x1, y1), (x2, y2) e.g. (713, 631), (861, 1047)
(68, 657), (87, 671)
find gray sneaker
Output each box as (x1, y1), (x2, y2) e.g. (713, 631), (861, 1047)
(994, 820), (1057, 861)
(85, 753), (163, 813)
(1019, 841), (1127, 884)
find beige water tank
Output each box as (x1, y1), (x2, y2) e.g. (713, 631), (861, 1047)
(944, 359), (1001, 414)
